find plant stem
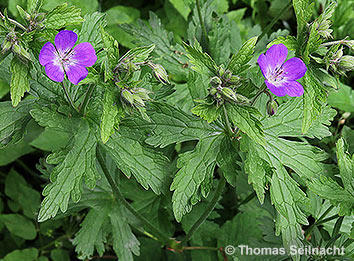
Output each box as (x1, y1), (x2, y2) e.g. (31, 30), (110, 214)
(222, 104), (233, 137)
(250, 85), (267, 106)
(96, 147), (171, 245)
(79, 84), (94, 114)
(258, 1), (292, 41)
(183, 246), (219, 251)
(0, 11), (27, 31)
(61, 81), (78, 113)
(321, 37), (349, 47)
(196, 0), (208, 51)
(305, 205), (334, 239)
(181, 176), (226, 245)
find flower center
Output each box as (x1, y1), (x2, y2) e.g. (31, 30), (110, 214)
(268, 66), (287, 86)
(54, 48), (77, 71)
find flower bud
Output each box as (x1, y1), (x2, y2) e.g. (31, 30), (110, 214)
(235, 94), (250, 104)
(266, 100), (278, 116)
(133, 95), (145, 107)
(342, 112), (351, 119)
(229, 75), (241, 85)
(12, 43), (31, 61)
(2, 39), (11, 53)
(134, 88), (152, 101)
(209, 87), (217, 95)
(221, 87), (237, 102)
(223, 70), (232, 81)
(345, 40), (354, 53)
(148, 62), (170, 84)
(338, 56), (354, 72)
(121, 89), (134, 105)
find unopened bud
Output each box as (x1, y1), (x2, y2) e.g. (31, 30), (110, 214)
(345, 40), (354, 53)
(266, 100), (278, 116)
(229, 75), (241, 84)
(133, 95), (145, 107)
(342, 112), (351, 119)
(134, 88), (152, 101)
(221, 87), (237, 102)
(2, 39), (11, 53)
(209, 87), (217, 95)
(12, 43), (31, 60)
(121, 89), (134, 105)
(210, 76), (222, 87)
(338, 56), (354, 72)
(148, 62), (169, 84)
(235, 94), (250, 104)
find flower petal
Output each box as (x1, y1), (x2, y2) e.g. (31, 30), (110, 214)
(257, 53), (269, 78)
(265, 44), (288, 70)
(65, 64), (88, 85)
(39, 42), (56, 66)
(55, 30), (78, 52)
(283, 81), (304, 97)
(265, 80), (287, 97)
(45, 63), (65, 82)
(72, 42), (97, 67)
(282, 57), (307, 80)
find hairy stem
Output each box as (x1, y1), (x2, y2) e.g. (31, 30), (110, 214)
(96, 147), (171, 245)
(61, 81), (79, 113)
(222, 104), (233, 137)
(258, 1), (292, 41)
(181, 176), (226, 245)
(0, 11), (27, 31)
(79, 84), (95, 114)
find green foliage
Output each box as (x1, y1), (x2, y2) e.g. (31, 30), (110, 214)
(43, 3), (84, 29)
(0, 0), (354, 260)
(226, 36), (258, 75)
(10, 56), (30, 107)
(37, 121), (98, 222)
(171, 134), (223, 221)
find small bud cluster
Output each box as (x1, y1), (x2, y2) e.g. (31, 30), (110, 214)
(207, 68), (248, 106)
(121, 88), (152, 108)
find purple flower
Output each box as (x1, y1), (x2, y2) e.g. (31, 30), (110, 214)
(39, 30), (97, 85)
(257, 44), (307, 97)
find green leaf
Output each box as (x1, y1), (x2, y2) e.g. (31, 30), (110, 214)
(5, 169), (40, 219)
(73, 206), (110, 259)
(0, 100), (33, 147)
(27, 0), (43, 13)
(30, 105), (78, 134)
(10, 56), (30, 107)
(50, 249), (70, 261)
(169, 0), (191, 20)
(171, 134), (223, 221)
(100, 27), (120, 81)
(183, 42), (218, 76)
(106, 5), (140, 25)
(79, 12), (106, 49)
(100, 84), (122, 143)
(263, 98), (336, 139)
(143, 102), (216, 148)
(30, 129), (70, 151)
(336, 138), (354, 197)
(103, 133), (169, 194)
(3, 248), (38, 261)
(38, 121), (98, 222)
(292, 0), (314, 44)
(109, 206), (140, 261)
(226, 102), (265, 146)
(302, 69), (328, 134)
(0, 214), (37, 240)
(226, 36), (258, 75)
(44, 3), (84, 29)
(267, 35), (298, 51)
(328, 82), (354, 112)
(216, 137), (241, 187)
(191, 103), (220, 123)
(243, 139), (272, 204)
(119, 44), (155, 64)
